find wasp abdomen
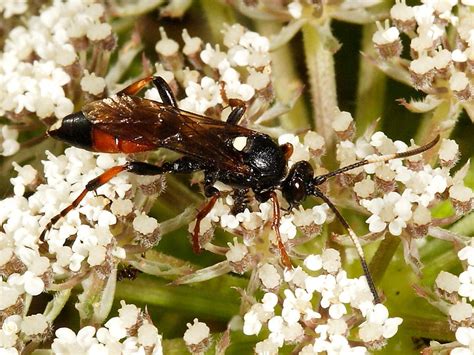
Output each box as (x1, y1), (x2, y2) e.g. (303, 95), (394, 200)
(48, 112), (94, 151)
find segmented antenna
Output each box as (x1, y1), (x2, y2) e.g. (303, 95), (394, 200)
(312, 135), (440, 303)
(314, 135), (440, 184)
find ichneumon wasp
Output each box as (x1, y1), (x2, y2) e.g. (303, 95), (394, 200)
(42, 75), (440, 303)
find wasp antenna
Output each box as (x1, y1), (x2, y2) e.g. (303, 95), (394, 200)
(314, 134), (440, 184)
(313, 187), (380, 304)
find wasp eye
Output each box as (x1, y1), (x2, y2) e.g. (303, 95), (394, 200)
(282, 161), (314, 206)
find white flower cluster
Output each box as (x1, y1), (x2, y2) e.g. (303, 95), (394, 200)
(1, 313), (49, 353)
(0, 147), (162, 317)
(51, 302), (163, 354)
(372, 0), (474, 119)
(0, 126), (20, 156)
(0, 1), (28, 19)
(336, 130), (471, 237)
(0, 0), (113, 156)
(243, 250), (402, 353)
(429, 240), (474, 353)
(148, 24), (272, 116)
(190, 197), (319, 246)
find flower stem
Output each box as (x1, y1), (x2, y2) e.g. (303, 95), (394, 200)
(302, 22), (338, 146)
(401, 316), (454, 341)
(416, 101), (462, 162)
(199, 0), (236, 42)
(369, 233), (400, 286)
(115, 274), (243, 319)
(44, 289), (72, 323)
(256, 21), (310, 131)
(355, 23), (387, 134)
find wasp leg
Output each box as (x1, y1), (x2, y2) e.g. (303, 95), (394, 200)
(231, 188), (249, 214)
(117, 76), (154, 96)
(192, 173), (221, 253)
(226, 99), (246, 125)
(313, 187), (380, 304)
(269, 191), (293, 269)
(39, 158), (203, 252)
(152, 76), (178, 107)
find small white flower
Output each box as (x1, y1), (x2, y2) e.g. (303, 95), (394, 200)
(243, 309), (263, 336)
(362, 190), (414, 235)
(262, 293), (278, 312)
(458, 266), (474, 301)
(180, 76), (223, 114)
(183, 318), (210, 346)
(86, 23), (112, 41)
(133, 214), (159, 235)
(322, 249), (342, 274)
(359, 303), (403, 342)
(80, 71), (106, 96)
(459, 243), (474, 266)
(118, 301), (140, 328)
(453, 327), (474, 354)
(21, 314), (48, 336)
(255, 338), (280, 355)
(1, 126), (20, 156)
(137, 323), (161, 347)
(155, 27), (179, 56)
(226, 238), (248, 263)
(304, 254), (323, 271)
(435, 271), (460, 293)
(288, 1), (303, 19)
(259, 264), (281, 290)
(449, 302), (473, 323)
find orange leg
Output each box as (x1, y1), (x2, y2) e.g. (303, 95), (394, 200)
(117, 76), (154, 96)
(117, 76), (178, 108)
(270, 191), (293, 269)
(40, 159), (204, 253)
(192, 192), (220, 253)
(39, 165), (127, 252)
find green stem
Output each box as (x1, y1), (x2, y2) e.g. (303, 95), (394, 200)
(451, 213), (474, 236)
(199, 0), (237, 43)
(369, 234), (400, 285)
(76, 272), (107, 327)
(355, 23), (386, 134)
(115, 274), (242, 320)
(44, 289), (72, 323)
(159, 206), (196, 235)
(302, 22), (338, 145)
(256, 21), (310, 131)
(400, 316), (454, 341)
(416, 101), (462, 162)
(92, 269), (117, 326)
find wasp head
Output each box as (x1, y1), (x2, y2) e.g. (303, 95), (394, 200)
(281, 160), (315, 208)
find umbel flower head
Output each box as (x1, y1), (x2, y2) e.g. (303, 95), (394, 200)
(372, 0), (474, 126)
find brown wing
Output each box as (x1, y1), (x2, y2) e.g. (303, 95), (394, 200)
(82, 95), (257, 174)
